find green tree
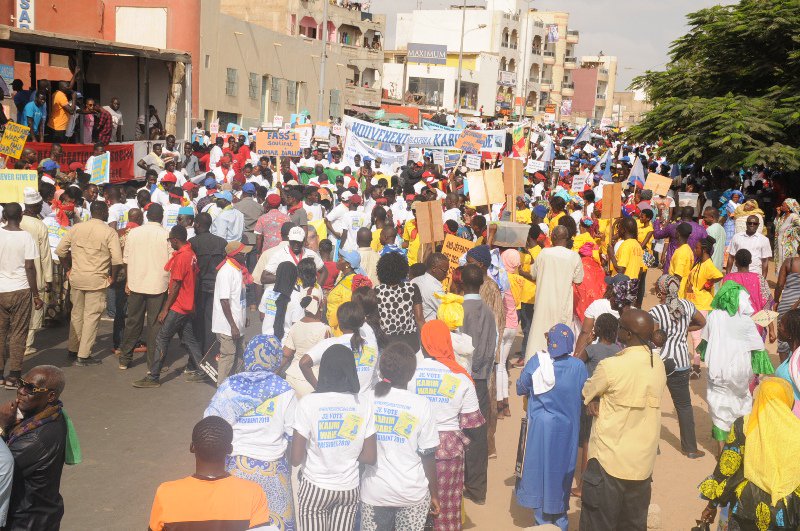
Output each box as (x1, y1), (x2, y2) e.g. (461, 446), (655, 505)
(629, 0), (800, 170)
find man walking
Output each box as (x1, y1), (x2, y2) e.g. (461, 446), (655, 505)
(0, 204), (42, 387)
(118, 204), (171, 370)
(212, 241), (250, 385)
(189, 213), (228, 358)
(56, 202), (122, 366)
(20, 188), (53, 358)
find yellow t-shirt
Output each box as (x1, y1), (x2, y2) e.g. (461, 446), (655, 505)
(47, 90), (69, 131)
(371, 229), (382, 252)
(637, 221), (654, 252)
(686, 258), (723, 311)
(597, 218), (612, 249)
(508, 273), (536, 307)
(545, 211), (565, 232)
(520, 245), (542, 274)
(615, 238), (644, 279)
(402, 221), (420, 266)
(669, 244), (695, 297)
(573, 232), (595, 253)
(516, 208), (532, 225)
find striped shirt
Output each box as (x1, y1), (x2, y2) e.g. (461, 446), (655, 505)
(649, 300), (696, 370)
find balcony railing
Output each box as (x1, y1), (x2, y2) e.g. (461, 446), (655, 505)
(565, 56), (577, 63)
(543, 51), (555, 57)
(567, 30), (579, 36)
(600, 68), (609, 75)
(562, 82), (574, 89)
(596, 94), (606, 100)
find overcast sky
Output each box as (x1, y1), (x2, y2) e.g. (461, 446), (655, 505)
(378, 0), (735, 89)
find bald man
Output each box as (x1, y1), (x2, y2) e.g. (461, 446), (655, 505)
(579, 309), (667, 531)
(356, 227), (380, 285)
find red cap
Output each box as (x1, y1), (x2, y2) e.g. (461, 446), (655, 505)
(69, 162), (84, 171)
(422, 171), (434, 178)
(266, 194), (282, 207)
(349, 195), (363, 205)
(405, 193), (416, 201)
(161, 172), (178, 183)
(182, 182), (198, 191)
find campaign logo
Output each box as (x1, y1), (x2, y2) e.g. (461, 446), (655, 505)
(317, 408), (362, 448)
(376, 405), (418, 443)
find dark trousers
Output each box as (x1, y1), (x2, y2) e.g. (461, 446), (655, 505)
(119, 291), (166, 366)
(112, 283), (128, 349)
(245, 250), (258, 306)
(194, 290), (216, 357)
(519, 303), (534, 357)
(148, 310), (203, 378)
(464, 378), (489, 501)
(667, 369), (698, 453)
(636, 270), (647, 308)
(579, 458), (651, 531)
(45, 126), (67, 143)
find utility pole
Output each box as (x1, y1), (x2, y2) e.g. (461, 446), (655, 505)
(317, 0), (329, 120)
(455, 0), (466, 114)
(519, 3), (531, 119)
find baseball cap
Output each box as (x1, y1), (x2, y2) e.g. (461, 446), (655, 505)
(288, 226), (306, 242)
(204, 177), (217, 188)
(214, 191), (233, 202)
(182, 182), (198, 191)
(178, 206), (195, 216)
(160, 172), (177, 183)
(341, 191), (354, 202)
(241, 182), (256, 194)
(42, 160), (59, 173)
(266, 194), (282, 207)
(349, 195), (363, 206)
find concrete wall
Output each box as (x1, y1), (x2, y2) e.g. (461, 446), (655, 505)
(571, 67), (598, 117)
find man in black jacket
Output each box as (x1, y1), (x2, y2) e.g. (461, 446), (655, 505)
(0, 365), (67, 530)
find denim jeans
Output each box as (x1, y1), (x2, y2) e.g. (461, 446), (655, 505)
(148, 310), (203, 379)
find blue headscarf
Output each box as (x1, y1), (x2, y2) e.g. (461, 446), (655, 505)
(719, 189), (744, 216)
(205, 334), (292, 424)
(547, 323), (575, 357)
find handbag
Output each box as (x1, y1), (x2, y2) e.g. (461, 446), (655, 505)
(643, 249), (657, 268)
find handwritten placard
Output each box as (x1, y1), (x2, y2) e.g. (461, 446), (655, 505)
(255, 130), (302, 157)
(90, 151), (110, 185)
(644, 174), (672, 197)
(0, 122), (30, 159)
(526, 159), (545, 173)
(554, 159), (571, 172)
(466, 154), (482, 170)
(0, 169), (37, 202)
(455, 129), (484, 154)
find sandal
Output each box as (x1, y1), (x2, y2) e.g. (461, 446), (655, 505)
(4, 376), (20, 390)
(690, 365), (701, 380)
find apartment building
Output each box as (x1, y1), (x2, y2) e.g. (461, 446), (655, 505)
(569, 54), (618, 124)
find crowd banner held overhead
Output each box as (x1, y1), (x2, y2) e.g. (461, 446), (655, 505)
(553, 160), (571, 172)
(644, 174), (672, 196)
(467, 169), (505, 207)
(455, 129), (485, 154)
(255, 130), (302, 158)
(601, 183), (622, 220)
(0, 122), (30, 159)
(502, 157), (524, 196)
(0, 169), (37, 202)
(343, 134), (408, 170)
(90, 151), (111, 185)
(432, 151), (445, 167)
(526, 159), (545, 173)
(422, 119), (461, 132)
(441, 234), (475, 289)
(466, 154), (482, 170)
(343, 116), (505, 153)
(415, 200), (445, 244)
(26, 142), (134, 183)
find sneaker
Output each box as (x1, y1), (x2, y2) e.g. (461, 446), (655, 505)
(132, 376), (161, 388)
(118, 363), (130, 370)
(185, 371), (210, 383)
(75, 357), (102, 367)
(133, 343), (147, 353)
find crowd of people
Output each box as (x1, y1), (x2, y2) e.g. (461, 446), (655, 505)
(1, 115), (800, 530)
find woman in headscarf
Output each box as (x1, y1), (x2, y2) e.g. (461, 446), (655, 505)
(375, 251), (425, 351)
(291, 344), (377, 531)
(776, 249), (800, 360)
(649, 274), (707, 458)
(724, 249), (775, 342)
(775, 310), (800, 417)
(259, 261), (300, 340)
(435, 290), (474, 373)
(325, 249), (364, 335)
(572, 276), (635, 362)
(775, 198), (800, 272)
(687, 236), (725, 374)
(732, 198), (766, 236)
(699, 281), (773, 453)
(410, 320), (484, 531)
(698, 377), (800, 530)
(280, 293), (331, 398)
(719, 189), (744, 248)
(515, 324), (587, 530)
(204, 334), (298, 531)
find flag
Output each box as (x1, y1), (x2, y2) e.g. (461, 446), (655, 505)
(628, 155), (645, 188)
(512, 125), (527, 158)
(670, 161), (681, 178)
(540, 135), (555, 163)
(602, 149), (614, 182)
(572, 124), (591, 146)
(592, 151), (608, 174)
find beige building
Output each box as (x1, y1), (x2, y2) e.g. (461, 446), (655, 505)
(613, 90), (653, 129)
(532, 11), (580, 121)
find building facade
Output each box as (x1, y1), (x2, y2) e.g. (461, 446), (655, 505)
(613, 90), (652, 129)
(569, 54), (618, 124)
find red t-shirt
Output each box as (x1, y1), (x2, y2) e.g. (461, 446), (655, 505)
(322, 261), (338, 290)
(165, 244), (199, 314)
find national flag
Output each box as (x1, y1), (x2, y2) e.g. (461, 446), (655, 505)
(602, 149), (614, 182)
(512, 125), (527, 157)
(628, 155), (646, 188)
(572, 124), (592, 146)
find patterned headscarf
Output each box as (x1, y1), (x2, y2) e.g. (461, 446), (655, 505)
(785, 199), (800, 217)
(612, 277), (640, 310)
(655, 274), (683, 321)
(204, 334), (291, 424)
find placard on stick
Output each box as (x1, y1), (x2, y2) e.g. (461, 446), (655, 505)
(467, 169), (505, 206)
(600, 183), (622, 219)
(414, 200), (444, 244)
(0, 169), (38, 203)
(0, 122), (30, 159)
(441, 234), (475, 289)
(644, 174), (672, 197)
(455, 129), (484, 154)
(502, 157), (524, 196)
(466, 154), (482, 170)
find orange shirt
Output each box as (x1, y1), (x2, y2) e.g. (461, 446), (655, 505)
(47, 90), (70, 131)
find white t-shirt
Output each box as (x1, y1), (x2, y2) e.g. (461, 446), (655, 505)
(107, 202), (129, 228)
(0, 228), (38, 293)
(42, 216), (66, 262)
(103, 106), (123, 140)
(584, 298), (620, 321)
(263, 246), (324, 294)
(325, 203), (350, 238)
(211, 261), (245, 335)
(442, 208), (462, 224)
(360, 388), (439, 506)
(158, 170), (186, 187)
(306, 326), (380, 393)
(259, 289), (303, 338)
(209, 145), (223, 169)
(163, 203), (181, 230)
(341, 210), (370, 252)
(292, 392), (375, 490)
(229, 389), (296, 462)
(213, 167), (236, 184)
(150, 186), (170, 207)
(304, 202), (325, 222)
(408, 358), (480, 432)
(728, 232), (772, 273)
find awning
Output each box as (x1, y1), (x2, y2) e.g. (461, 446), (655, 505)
(0, 25), (192, 63)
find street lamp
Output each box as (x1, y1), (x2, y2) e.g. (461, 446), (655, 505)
(455, 8), (487, 114)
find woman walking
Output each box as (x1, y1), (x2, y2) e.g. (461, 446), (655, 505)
(204, 334), (298, 531)
(280, 294), (330, 397)
(775, 310), (800, 416)
(775, 199), (800, 271)
(776, 253), (800, 360)
(375, 252), (425, 351)
(291, 344), (377, 531)
(259, 262), (300, 339)
(724, 249), (775, 342)
(686, 236), (724, 376)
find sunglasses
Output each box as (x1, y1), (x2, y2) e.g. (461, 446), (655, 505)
(18, 378), (51, 394)
(746, 222), (759, 226)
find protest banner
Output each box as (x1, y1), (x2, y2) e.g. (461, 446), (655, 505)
(466, 154), (482, 170)
(441, 234), (475, 289)
(255, 130), (302, 158)
(273, 115), (284, 128)
(502, 157), (524, 196)
(526, 159), (545, 173)
(601, 183), (622, 220)
(415, 200), (444, 245)
(644, 174), (673, 196)
(209, 121), (219, 135)
(467, 169), (505, 207)
(0, 122), (30, 159)
(0, 169), (37, 202)
(90, 151), (110, 185)
(422, 119), (460, 131)
(553, 160), (571, 172)
(454, 129), (484, 154)
(343, 134), (408, 169)
(27, 142), (135, 183)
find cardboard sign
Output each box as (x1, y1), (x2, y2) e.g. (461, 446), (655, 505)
(678, 192), (699, 208)
(467, 169), (505, 206)
(600, 183), (622, 220)
(255, 130), (302, 157)
(502, 157), (524, 196)
(571, 173), (588, 193)
(273, 115), (284, 128)
(553, 159), (571, 172)
(0, 169), (38, 202)
(526, 159), (544, 173)
(441, 234), (475, 287)
(582, 142), (596, 155)
(314, 123), (330, 140)
(0, 122), (30, 159)
(466, 154), (482, 170)
(209, 121), (219, 135)
(331, 124), (343, 137)
(90, 151), (110, 185)
(414, 200), (444, 244)
(644, 174), (672, 197)
(454, 129), (484, 154)
(752, 310), (779, 327)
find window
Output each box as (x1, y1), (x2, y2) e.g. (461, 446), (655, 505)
(225, 68), (238, 96)
(271, 77), (282, 103)
(205, 55), (211, 68)
(287, 81), (298, 106)
(248, 73), (259, 100)
(408, 77), (444, 108)
(458, 81), (479, 110)
(14, 49), (40, 64)
(329, 89), (341, 118)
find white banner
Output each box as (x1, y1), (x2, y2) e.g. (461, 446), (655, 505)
(343, 134), (408, 169)
(432, 151), (445, 166)
(466, 154), (482, 170)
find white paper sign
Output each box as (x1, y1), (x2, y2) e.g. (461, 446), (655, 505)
(466, 154), (482, 170)
(273, 115), (284, 128)
(432, 151), (445, 166)
(526, 159), (545, 173)
(529, 133), (540, 145)
(297, 127), (313, 149)
(209, 120), (219, 135)
(554, 160), (571, 172)
(331, 124), (343, 137)
(571, 173), (588, 193)
(314, 125), (330, 140)
(678, 192), (699, 208)
(583, 143), (597, 155)
(409, 148), (423, 163)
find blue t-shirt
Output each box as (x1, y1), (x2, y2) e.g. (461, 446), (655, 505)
(23, 100), (44, 133)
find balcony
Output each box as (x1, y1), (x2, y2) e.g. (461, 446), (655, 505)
(562, 83), (574, 96)
(543, 50), (555, 64)
(564, 56), (577, 69)
(540, 78), (552, 91)
(533, 21), (544, 28)
(530, 48), (542, 57)
(526, 81), (541, 92)
(597, 68), (609, 82)
(595, 93), (606, 102)
(566, 29), (579, 43)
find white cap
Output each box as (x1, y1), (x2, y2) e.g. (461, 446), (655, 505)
(341, 191), (353, 202)
(23, 187), (43, 205)
(288, 226), (306, 242)
(41, 175), (55, 186)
